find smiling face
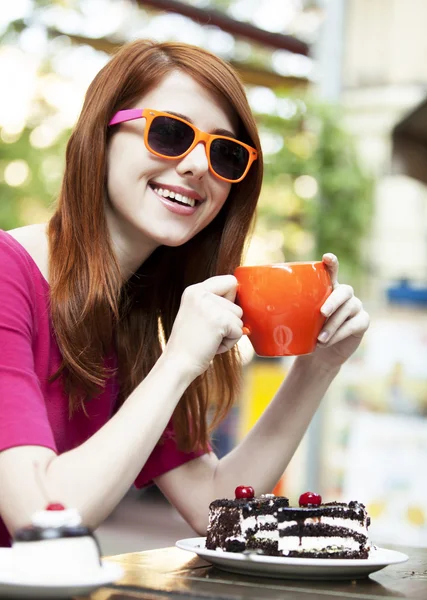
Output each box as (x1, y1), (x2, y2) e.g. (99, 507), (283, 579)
(106, 71), (237, 275)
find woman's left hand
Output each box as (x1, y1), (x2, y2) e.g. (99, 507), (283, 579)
(310, 253), (370, 369)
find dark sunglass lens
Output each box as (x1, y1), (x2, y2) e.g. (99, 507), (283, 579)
(148, 116), (195, 157)
(210, 139), (249, 181)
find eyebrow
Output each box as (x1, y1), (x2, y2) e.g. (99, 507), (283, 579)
(166, 111), (237, 139)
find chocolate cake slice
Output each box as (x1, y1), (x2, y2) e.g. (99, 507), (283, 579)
(277, 500), (371, 558)
(206, 489), (289, 555)
(206, 489), (372, 560)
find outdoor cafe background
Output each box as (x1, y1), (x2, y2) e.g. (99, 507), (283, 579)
(219, 305), (427, 549)
(2, 0), (427, 549)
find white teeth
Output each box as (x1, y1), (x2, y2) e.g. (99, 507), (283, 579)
(153, 187), (196, 208)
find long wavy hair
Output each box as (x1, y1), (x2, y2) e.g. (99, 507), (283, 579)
(48, 39), (263, 452)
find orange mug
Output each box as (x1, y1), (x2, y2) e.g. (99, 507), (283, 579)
(234, 262), (333, 357)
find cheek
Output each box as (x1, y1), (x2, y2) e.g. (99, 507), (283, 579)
(213, 180), (232, 207)
(106, 139), (147, 203)
(107, 133), (149, 178)
(106, 149), (126, 205)
(201, 182), (231, 227)
(107, 140), (130, 197)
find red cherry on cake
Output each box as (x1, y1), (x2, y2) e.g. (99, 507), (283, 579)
(46, 502), (65, 511)
(235, 486), (255, 499)
(299, 492), (322, 507)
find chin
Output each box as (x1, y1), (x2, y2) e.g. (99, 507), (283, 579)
(149, 228), (199, 248)
(159, 238), (193, 248)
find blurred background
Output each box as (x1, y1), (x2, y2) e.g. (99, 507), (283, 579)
(2, 0), (427, 554)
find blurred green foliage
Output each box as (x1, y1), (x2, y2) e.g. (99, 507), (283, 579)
(258, 98), (374, 284)
(0, 127), (68, 230)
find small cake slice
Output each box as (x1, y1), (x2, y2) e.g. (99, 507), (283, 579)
(206, 486), (289, 555)
(12, 503), (102, 579)
(277, 492), (371, 559)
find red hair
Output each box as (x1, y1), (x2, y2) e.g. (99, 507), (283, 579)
(48, 40), (263, 451)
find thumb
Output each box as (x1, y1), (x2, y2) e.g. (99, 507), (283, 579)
(322, 253), (339, 288)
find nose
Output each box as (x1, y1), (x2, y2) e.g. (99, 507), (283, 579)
(176, 142), (209, 179)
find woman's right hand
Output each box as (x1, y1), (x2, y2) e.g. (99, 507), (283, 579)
(163, 275), (244, 379)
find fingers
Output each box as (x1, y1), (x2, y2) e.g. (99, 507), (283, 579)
(182, 279), (243, 321)
(322, 253), (339, 289)
(213, 294), (243, 319)
(321, 283), (354, 318)
(179, 277), (244, 360)
(200, 275), (238, 302)
(215, 311), (244, 355)
(217, 334), (242, 354)
(317, 254), (370, 351)
(318, 293), (359, 342)
(318, 308), (370, 347)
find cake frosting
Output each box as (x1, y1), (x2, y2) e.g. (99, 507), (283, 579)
(206, 488), (372, 559)
(30, 507), (82, 528)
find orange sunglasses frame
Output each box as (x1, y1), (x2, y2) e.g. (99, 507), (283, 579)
(108, 108), (258, 183)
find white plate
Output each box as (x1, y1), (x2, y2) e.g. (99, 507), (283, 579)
(176, 537), (409, 580)
(0, 549), (123, 598)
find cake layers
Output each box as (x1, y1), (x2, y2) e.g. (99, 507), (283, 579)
(277, 501), (371, 559)
(206, 495), (289, 555)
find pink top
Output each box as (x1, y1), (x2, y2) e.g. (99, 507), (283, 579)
(0, 230), (206, 547)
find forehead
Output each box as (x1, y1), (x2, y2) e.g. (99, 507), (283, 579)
(133, 71), (238, 133)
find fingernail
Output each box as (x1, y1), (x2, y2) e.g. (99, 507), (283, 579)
(321, 304), (332, 317)
(318, 331), (329, 343)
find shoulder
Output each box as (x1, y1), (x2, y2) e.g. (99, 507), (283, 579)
(0, 230), (42, 334)
(1, 224), (49, 283)
(0, 229), (33, 275)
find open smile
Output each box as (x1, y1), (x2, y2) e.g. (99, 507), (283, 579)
(149, 182), (204, 208)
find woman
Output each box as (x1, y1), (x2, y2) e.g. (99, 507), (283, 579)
(0, 39), (369, 546)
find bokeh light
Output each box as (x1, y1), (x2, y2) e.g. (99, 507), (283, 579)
(294, 174), (318, 199)
(4, 160), (31, 187)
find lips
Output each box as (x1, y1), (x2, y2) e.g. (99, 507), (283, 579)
(149, 181), (204, 205)
(149, 185), (200, 216)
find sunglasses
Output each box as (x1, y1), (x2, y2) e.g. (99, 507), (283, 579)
(108, 108), (258, 183)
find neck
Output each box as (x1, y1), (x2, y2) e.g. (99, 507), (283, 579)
(105, 209), (159, 280)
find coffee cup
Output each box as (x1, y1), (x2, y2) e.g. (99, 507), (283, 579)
(234, 261), (332, 357)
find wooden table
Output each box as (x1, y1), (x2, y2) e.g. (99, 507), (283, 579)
(79, 545), (427, 600)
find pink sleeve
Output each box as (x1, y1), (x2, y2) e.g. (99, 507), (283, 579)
(134, 426), (210, 488)
(0, 238), (57, 452)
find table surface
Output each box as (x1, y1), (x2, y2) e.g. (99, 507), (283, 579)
(79, 544), (427, 600)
